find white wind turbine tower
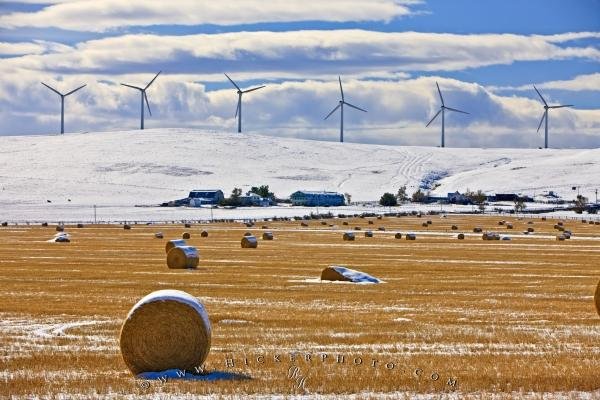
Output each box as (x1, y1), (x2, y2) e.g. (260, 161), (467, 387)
(224, 73), (265, 133)
(40, 82), (86, 134)
(426, 82), (469, 148)
(324, 76), (367, 143)
(121, 71), (161, 130)
(534, 85), (573, 149)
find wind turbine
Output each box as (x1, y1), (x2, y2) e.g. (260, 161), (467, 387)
(224, 73), (265, 133)
(40, 82), (86, 134)
(425, 82), (469, 148)
(121, 71), (161, 130)
(324, 76), (367, 143)
(534, 85), (573, 149)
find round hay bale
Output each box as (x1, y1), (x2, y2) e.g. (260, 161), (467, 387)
(457, 233), (465, 240)
(200, 230), (209, 238)
(451, 225), (458, 230)
(527, 227), (534, 233)
(558, 221), (564, 226)
(364, 231), (373, 238)
(41, 222), (48, 227)
(595, 281), (600, 317)
(405, 233), (416, 240)
(342, 221), (349, 226)
(245, 222), (254, 228)
(378, 227), (386, 231)
(354, 226), (361, 231)
(426, 220), (432, 225)
(506, 224), (514, 229)
(320, 266), (380, 283)
(124, 224), (132, 230)
(556, 234), (566, 241)
(596, 222), (600, 226)
(301, 222), (309, 227)
(394, 232), (402, 239)
(473, 227), (483, 233)
(243, 232), (252, 236)
(262, 232), (274, 240)
(165, 239), (187, 254)
(590, 221), (595, 225)
(582, 220), (587, 224)
(184, 223), (191, 228)
(377, 215), (383, 220)
(1, 222), (7, 227)
(541, 217), (547, 221)
(56, 225), (64, 232)
(119, 289), (211, 375)
(166, 246), (199, 269)
(262, 225), (269, 229)
(154, 232), (164, 239)
(76, 223), (84, 228)
(182, 232), (191, 239)
(421, 222), (428, 227)
(343, 232), (355, 241)
(241, 235), (258, 248)
(498, 221), (505, 226)
(368, 220), (374, 225)
(527, 221), (534, 225)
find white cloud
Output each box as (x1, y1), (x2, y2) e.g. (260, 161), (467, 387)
(489, 73), (600, 92)
(0, 40), (72, 56)
(0, 0), (419, 32)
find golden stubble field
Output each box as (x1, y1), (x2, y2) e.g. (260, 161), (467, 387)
(1, 214), (599, 399)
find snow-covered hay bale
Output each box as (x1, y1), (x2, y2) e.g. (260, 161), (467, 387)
(165, 239), (187, 254)
(200, 230), (209, 237)
(394, 232), (402, 239)
(119, 289), (211, 376)
(405, 233), (416, 240)
(166, 246), (199, 269)
(473, 227), (483, 233)
(320, 266), (380, 283)
(457, 233), (465, 240)
(262, 232), (274, 240)
(182, 232), (191, 239)
(556, 235), (566, 241)
(595, 281), (600, 317)
(343, 232), (355, 241)
(51, 233), (70, 243)
(154, 232), (164, 239)
(241, 235), (258, 248)
(364, 231), (373, 238)
(124, 224), (132, 230)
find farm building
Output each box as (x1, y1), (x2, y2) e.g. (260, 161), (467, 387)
(239, 193), (272, 207)
(447, 191), (471, 204)
(188, 190), (225, 206)
(290, 191), (345, 207)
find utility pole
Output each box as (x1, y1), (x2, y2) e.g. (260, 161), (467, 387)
(93, 205), (97, 224)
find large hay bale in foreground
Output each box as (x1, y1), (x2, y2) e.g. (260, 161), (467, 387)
(167, 246), (199, 269)
(320, 266), (380, 283)
(120, 289), (211, 375)
(182, 232), (191, 239)
(241, 235), (258, 248)
(262, 232), (274, 240)
(595, 281), (600, 317)
(200, 230), (209, 237)
(343, 232), (355, 241)
(165, 239), (187, 254)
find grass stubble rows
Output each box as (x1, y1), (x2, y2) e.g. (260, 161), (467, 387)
(0, 215), (599, 399)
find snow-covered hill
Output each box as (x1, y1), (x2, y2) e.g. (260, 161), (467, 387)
(0, 128), (598, 220)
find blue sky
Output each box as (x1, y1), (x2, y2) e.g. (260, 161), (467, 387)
(0, 0), (598, 148)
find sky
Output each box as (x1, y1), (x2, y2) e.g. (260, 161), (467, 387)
(0, 0), (598, 148)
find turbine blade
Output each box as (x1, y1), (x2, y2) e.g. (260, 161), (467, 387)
(344, 102), (367, 112)
(234, 98), (240, 118)
(64, 84), (86, 96)
(224, 73), (241, 91)
(144, 71), (161, 90)
(533, 85), (548, 107)
(536, 112), (546, 133)
(445, 106), (469, 115)
(144, 91), (152, 116)
(41, 82), (62, 96)
(243, 85), (265, 93)
(426, 109), (442, 127)
(436, 82), (444, 106)
(324, 104), (341, 120)
(549, 105), (573, 109)
(121, 83), (143, 90)
(338, 76), (344, 101)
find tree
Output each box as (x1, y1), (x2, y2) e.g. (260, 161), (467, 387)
(344, 192), (352, 205)
(574, 195), (588, 214)
(380, 192), (398, 207)
(465, 189), (487, 212)
(249, 185), (275, 200)
(514, 199), (526, 213)
(220, 187), (243, 206)
(231, 187), (242, 198)
(411, 189), (426, 203)
(396, 186), (408, 203)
